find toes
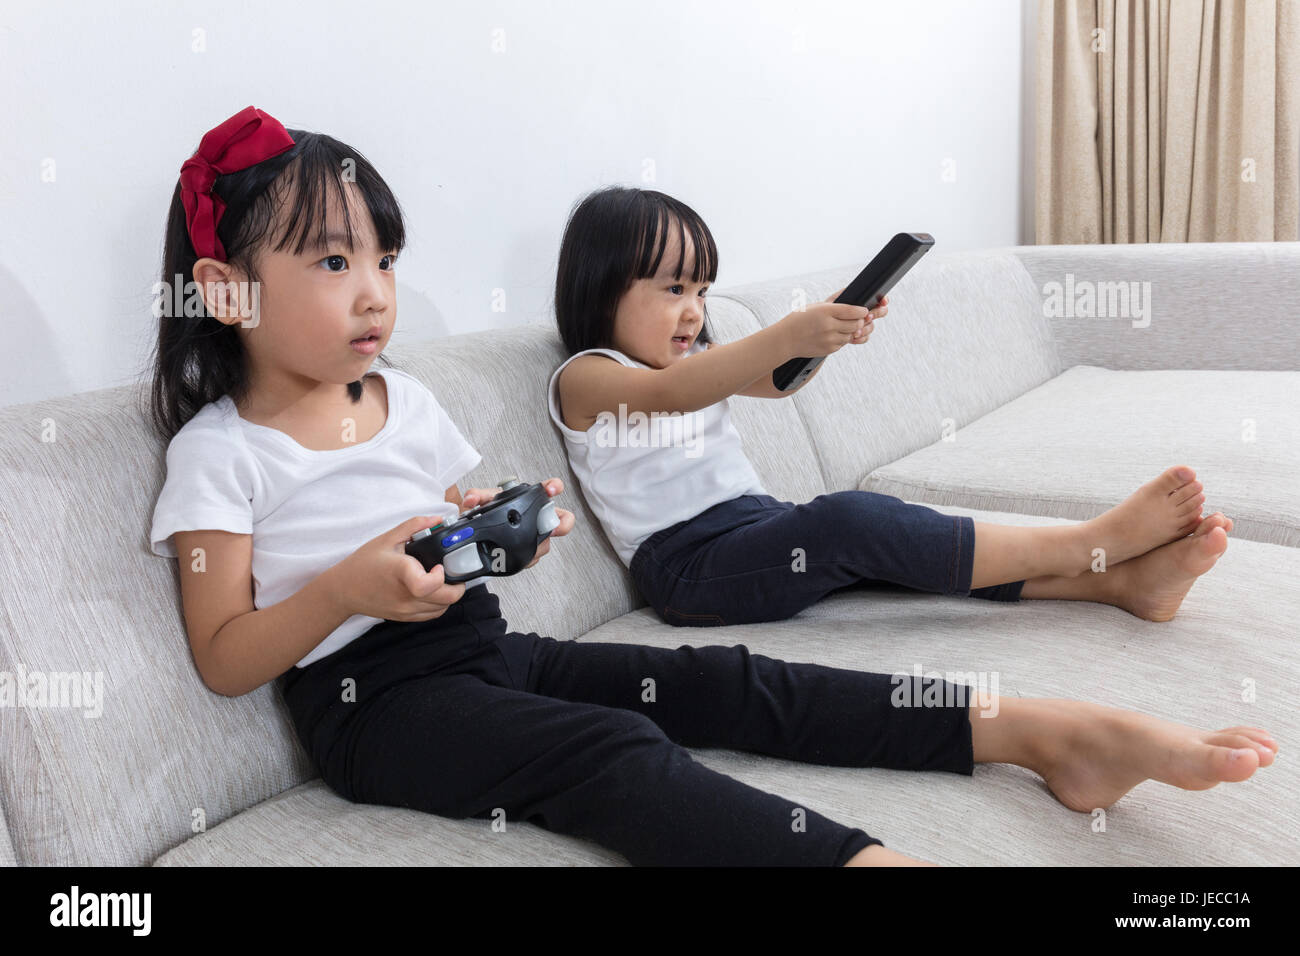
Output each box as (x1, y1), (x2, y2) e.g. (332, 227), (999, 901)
(1186, 529), (1228, 569)
(1171, 481), (1205, 506)
(1208, 731), (1271, 751)
(1176, 493), (1206, 516)
(1192, 513), (1229, 536)
(1206, 733), (1276, 767)
(1162, 466), (1197, 494)
(1219, 727), (1278, 754)
(1200, 741), (1261, 782)
(1204, 526), (1229, 554)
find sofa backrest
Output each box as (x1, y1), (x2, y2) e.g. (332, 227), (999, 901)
(716, 249), (1064, 491)
(1010, 241), (1300, 371)
(0, 382), (318, 866)
(0, 297), (827, 866)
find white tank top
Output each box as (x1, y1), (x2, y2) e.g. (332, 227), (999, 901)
(547, 341), (768, 567)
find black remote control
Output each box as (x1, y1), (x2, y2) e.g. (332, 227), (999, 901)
(771, 232), (935, 391)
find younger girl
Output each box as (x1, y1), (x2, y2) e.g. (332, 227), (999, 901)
(549, 186), (1235, 628)
(149, 107), (1273, 868)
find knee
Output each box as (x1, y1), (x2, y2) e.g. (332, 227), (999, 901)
(572, 708), (681, 779)
(585, 706), (666, 747)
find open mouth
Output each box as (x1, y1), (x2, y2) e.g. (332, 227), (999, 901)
(350, 332), (381, 354)
(672, 335), (693, 348)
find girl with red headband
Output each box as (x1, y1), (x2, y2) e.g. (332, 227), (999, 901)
(146, 106), (1277, 867)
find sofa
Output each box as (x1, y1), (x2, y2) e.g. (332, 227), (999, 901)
(2, 240), (1296, 866)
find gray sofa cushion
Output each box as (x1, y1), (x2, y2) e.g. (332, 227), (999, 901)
(860, 366), (1300, 547)
(713, 250), (1063, 492)
(1011, 241), (1300, 372)
(154, 780), (622, 866)
(153, 503), (1298, 866)
(0, 386), (318, 866)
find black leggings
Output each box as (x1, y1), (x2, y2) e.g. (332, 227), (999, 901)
(276, 584), (976, 866)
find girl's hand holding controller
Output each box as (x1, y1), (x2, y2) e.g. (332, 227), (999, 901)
(331, 516), (467, 622)
(775, 292), (880, 359)
(460, 477), (576, 568)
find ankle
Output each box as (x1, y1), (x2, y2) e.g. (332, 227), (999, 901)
(1088, 560), (1127, 606)
(970, 696), (1055, 775)
(1055, 524), (1092, 577)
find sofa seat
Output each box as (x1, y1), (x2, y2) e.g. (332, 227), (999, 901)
(153, 780), (621, 866)
(859, 366), (1300, 548)
(564, 503), (1299, 865)
(154, 503), (1299, 866)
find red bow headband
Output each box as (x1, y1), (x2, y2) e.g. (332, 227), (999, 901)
(179, 105), (296, 261)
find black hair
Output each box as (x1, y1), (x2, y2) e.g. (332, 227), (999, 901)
(147, 123), (406, 441)
(554, 186), (719, 356)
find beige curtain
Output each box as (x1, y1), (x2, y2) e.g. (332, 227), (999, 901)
(1037, 0), (1299, 243)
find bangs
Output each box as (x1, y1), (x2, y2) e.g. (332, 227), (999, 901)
(630, 199), (718, 285)
(261, 135), (406, 258)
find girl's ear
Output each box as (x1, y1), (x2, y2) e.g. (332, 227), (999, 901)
(193, 258), (257, 327)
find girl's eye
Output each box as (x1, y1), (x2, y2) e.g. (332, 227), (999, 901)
(320, 254), (399, 272)
(669, 284), (683, 295)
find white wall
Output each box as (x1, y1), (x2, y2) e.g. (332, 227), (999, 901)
(0, 0), (1034, 406)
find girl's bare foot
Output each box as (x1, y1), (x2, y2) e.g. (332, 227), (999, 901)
(1103, 515), (1229, 621)
(1005, 698), (1279, 813)
(1076, 465), (1206, 566)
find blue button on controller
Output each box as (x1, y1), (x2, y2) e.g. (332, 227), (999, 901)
(441, 527), (474, 548)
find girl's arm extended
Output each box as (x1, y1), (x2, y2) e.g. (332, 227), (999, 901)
(559, 298), (870, 428)
(733, 292), (887, 398)
(558, 322), (795, 429)
(730, 341), (822, 398)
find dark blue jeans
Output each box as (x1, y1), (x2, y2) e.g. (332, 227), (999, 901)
(276, 583), (977, 867)
(630, 491), (1025, 627)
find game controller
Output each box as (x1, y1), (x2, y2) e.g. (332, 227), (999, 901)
(405, 476), (562, 584)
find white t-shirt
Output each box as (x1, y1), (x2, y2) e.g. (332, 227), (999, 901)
(149, 366), (482, 668)
(546, 340), (767, 567)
